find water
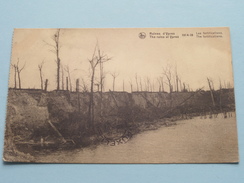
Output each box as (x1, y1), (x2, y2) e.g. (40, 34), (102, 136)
(36, 113), (239, 163)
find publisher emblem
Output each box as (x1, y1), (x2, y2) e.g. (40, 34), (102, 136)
(139, 32), (146, 39)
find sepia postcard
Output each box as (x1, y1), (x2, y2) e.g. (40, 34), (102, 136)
(3, 27), (239, 163)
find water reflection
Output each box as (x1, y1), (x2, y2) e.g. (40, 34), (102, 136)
(38, 113), (238, 163)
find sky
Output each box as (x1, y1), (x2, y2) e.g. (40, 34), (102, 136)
(9, 28), (234, 92)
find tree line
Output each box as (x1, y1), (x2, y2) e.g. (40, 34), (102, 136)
(11, 29), (234, 131)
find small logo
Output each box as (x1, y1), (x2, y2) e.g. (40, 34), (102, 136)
(139, 32), (146, 39)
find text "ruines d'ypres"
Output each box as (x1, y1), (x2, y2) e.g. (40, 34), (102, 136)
(149, 32), (179, 39)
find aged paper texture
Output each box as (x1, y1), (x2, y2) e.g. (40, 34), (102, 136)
(3, 27), (239, 163)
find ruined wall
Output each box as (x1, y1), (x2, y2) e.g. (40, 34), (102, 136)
(5, 88), (235, 133)
(4, 88), (235, 149)
(6, 89), (235, 122)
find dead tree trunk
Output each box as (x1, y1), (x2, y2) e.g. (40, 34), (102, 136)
(44, 79), (48, 91)
(162, 65), (173, 93)
(39, 70), (43, 90)
(16, 58), (25, 89)
(88, 44), (99, 130)
(57, 59), (60, 90)
(88, 71), (96, 129)
(98, 47), (110, 124)
(88, 43), (111, 130)
(135, 74), (139, 91)
(175, 66), (179, 92)
(11, 64), (17, 89)
(76, 79), (79, 92)
(44, 29), (61, 90)
(61, 65), (64, 90)
(139, 77), (143, 91)
(183, 82), (186, 92)
(207, 77), (216, 107)
(113, 78), (115, 91)
(47, 120), (66, 143)
(179, 79), (182, 92)
(219, 79), (223, 113)
(176, 75), (179, 92)
(64, 66), (72, 92)
(66, 77), (69, 91)
(99, 59), (105, 123)
(161, 77), (164, 92)
(17, 70), (21, 89)
(55, 30), (61, 91)
(76, 79), (80, 112)
(157, 78), (161, 92)
(38, 61), (44, 90)
(69, 73), (72, 92)
(147, 77), (150, 92)
(111, 72), (119, 92)
(81, 78), (88, 92)
(14, 66), (17, 89)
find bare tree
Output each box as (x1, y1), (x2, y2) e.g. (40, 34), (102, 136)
(11, 64), (17, 89)
(110, 71), (119, 91)
(179, 78), (182, 92)
(139, 77), (143, 91)
(182, 82), (186, 92)
(97, 46), (111, 124)
(54, 29), (61, 90)
(157, 77), (162, 92)
(162, 64), (173, 93)
(44, 79), (48, 91)
(38, 60), (45, 90)
(88, 43), (111, 130)
(61, 64), (65, 90)
(135, 74), (139, 91)
(151, 79), (155, 92)
(207, 77), (215, 107)
(219, 78), (222, 90)
(66, 77), (69, 90)
(175, 65), (179, 92)
(81, 78), (89, 92)
(76, 79), (80, 92)
(219, 78), (223, 113)
(143, 77), (151, 92)
(99, 55), (109, 93)
(157, 76), (164, 92)
(64, 65), (72, 91)
(15, 58), (25, 89)
(44, 29), (61, 90)
(88, 45), (98, 129)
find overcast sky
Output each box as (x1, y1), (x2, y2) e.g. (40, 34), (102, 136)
(9, 28), (234, 92)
